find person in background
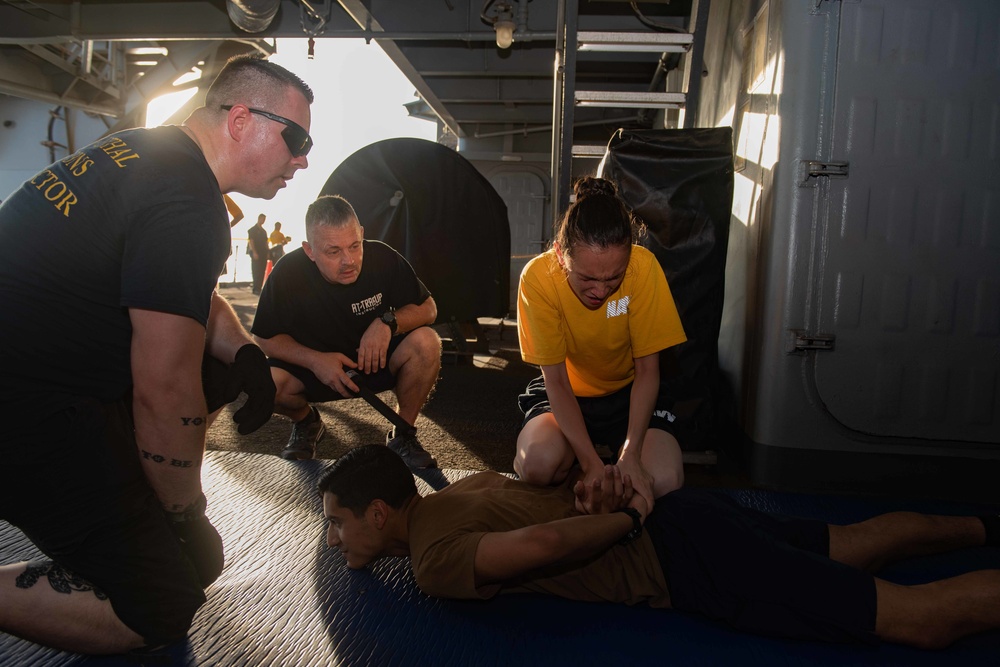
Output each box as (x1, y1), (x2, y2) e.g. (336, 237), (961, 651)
(0, 53), (314, 655)
(269, 221), (291, 262)
(248, 213), (270, 295)
(252, 195), (441, 470)
(224, 194), (244, 227)
(514, 177), (686, 511)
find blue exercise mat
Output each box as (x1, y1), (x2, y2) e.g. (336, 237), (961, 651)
(2, 450), (998, 666)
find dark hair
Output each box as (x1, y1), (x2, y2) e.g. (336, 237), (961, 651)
(206, 54), (315, 110)
(317, 445), (418, 516)
(554, 177), (645, 257)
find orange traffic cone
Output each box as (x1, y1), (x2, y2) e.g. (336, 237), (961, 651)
(263, 259), (273, 283)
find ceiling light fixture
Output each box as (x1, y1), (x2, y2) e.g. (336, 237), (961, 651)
(494, 15), (515, 49)
(482, 1), (516, 50)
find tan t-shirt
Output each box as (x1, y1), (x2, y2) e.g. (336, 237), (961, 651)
(408, 472), (671, 608)
(517, 246), (687, 397)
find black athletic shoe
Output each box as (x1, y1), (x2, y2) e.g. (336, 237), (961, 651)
(281, 407), (325, 460)
(386, 428), (437, 470)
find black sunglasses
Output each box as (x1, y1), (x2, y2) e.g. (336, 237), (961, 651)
(221, 104), (313, 157)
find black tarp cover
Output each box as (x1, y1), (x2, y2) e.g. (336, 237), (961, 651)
(600, 128), (734, 448)
(320, 138), (510, 322)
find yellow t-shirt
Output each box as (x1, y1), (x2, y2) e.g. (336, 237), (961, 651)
(517, 246), (686, 397)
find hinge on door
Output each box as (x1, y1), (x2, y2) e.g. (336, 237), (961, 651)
(799, 160), (849, 185)
(791, 330), (836, 352)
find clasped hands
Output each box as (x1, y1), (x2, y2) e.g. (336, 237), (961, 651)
(572, 464), (651, 520)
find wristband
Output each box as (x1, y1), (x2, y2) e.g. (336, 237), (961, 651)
(616, 507), (643, 545)
(165, 493), (208, 523)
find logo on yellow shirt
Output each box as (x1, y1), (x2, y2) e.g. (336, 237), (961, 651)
(606, 296), (629, 318)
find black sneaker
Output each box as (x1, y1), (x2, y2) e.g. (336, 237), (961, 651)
(386, 428), (437, 470)
(281, 407), (325, 460)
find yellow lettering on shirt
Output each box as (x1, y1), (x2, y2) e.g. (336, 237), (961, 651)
(99, 136), (141, 168)
(29, 169), (78, 217)
(60, 152), (94, 176)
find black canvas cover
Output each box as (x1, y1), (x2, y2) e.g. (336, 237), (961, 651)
(600, 128), (734, 449)
(320, 138), (510, 322)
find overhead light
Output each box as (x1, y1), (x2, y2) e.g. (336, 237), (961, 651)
(126, 46), (168, 56)
(495, 17), (515, 49)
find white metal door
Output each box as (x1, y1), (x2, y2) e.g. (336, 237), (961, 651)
(814, 0), (1000, 444)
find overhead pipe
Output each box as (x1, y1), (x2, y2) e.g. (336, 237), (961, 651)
(474, 115), (640, 139)
(227, 0), (281, 34)
(284, 29), (557, 41)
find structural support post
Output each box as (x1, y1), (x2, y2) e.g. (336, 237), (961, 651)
(682, 0), (711, 128)
(549, 0), (579, 230)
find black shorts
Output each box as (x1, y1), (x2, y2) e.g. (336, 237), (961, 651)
(518, 375), (678, 460)
(645, 488), (878, 644)
(0, 397), (207, 645)
(268, 335), (407, 402)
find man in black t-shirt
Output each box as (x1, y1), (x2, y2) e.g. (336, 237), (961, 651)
(0, 55), (314, 654)
(252, 195), (442, 470)
(248, 213), (271, 294)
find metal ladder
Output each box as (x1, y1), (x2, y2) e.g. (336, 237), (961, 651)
(549, 0), (711, 223)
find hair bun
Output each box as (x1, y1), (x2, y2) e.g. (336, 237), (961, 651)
(573, 177), (617, 200)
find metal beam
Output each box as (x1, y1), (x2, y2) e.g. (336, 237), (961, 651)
(335, 0), (463, 137)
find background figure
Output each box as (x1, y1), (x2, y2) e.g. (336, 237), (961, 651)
(0, 54), (313, 654)
(224, 194), (244, 227)
(269, 221), (291, 261)
(515, 177), (687, 510)
(248, 213), (270, 295)
(252, 195), (441, 470)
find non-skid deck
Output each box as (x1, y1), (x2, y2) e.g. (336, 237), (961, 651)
(2, 450), (999, 666)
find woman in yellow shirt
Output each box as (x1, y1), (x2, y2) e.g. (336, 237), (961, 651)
(515, 177), (687, 507)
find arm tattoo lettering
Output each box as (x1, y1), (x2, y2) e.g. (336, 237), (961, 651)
(180, 417), (205, 426)
(140, 449), (195, 468)
(15, 561), (108, 599)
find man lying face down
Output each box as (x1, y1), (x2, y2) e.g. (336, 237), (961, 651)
(319, 445), (1000, 649)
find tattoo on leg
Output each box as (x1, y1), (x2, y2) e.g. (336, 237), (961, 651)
(15, 561), (108, 599)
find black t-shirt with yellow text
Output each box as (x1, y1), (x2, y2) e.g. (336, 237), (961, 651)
(0, 126), (230, 414)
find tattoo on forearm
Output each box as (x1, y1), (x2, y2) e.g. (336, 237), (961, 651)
(15, 561), (108, 599)
(140, 449), (195, 467)
(180, 417), (205, 426)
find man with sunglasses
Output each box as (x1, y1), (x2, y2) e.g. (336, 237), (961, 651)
(0, 55), (313, 655)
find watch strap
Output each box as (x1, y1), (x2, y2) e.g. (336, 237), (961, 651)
(380, 309), (398, 335)
(615, 507), (643, 545)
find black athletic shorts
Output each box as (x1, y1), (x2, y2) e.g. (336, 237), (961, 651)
(518, 375), (678, 460)
(0, 397), (207, 645)
(268, 334), (406, 402)
(645, 488), (878, 644)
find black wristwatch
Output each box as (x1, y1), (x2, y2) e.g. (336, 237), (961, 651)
(615, 507), (643, 545)
(379, 309), (398, 335)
